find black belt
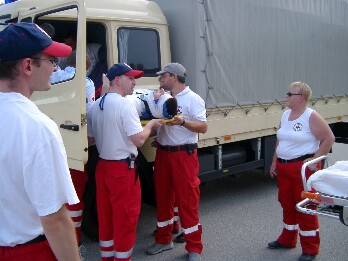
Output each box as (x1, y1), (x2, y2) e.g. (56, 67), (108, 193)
(159, 143), (197, 152)
(277, 154), (314, 164)
(21, 234), (47, 245)
(99, 155), (137, 169)
(100, 157), (128, 162)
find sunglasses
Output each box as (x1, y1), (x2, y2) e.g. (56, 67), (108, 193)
(286, 92), (302, 97)
(31, 57), (59, 67)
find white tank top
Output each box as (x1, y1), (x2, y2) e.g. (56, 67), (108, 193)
(276, 108), (319, 160)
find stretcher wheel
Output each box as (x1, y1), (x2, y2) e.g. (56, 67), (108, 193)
(339, 206), (348, 226)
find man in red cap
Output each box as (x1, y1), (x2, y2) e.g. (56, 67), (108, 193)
(0, 23), (80, 260)
(87, 63), (164, 261)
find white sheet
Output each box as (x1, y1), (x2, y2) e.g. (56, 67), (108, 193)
(307, 161), (348, 198)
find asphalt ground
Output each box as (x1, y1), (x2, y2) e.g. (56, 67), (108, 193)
(81, 143), (348, 261)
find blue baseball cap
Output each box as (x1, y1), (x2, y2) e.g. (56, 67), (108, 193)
(0, 22), (72, 62)
(106, 63), (144, 81)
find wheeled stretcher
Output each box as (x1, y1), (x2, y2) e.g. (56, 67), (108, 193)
(296, 156), (348, 226)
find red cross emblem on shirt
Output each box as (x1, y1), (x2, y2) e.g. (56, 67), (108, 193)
(293, 123), (303, 131)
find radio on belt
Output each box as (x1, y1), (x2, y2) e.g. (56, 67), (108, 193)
(128, 153), (136, 169)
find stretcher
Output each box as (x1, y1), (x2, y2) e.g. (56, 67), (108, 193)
(296, 156), (348, 226)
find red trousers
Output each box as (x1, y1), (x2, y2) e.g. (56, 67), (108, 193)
(66, 168), (88, 244)
(154, 148), (203, 254)
(0, 240), (56, 261)
(173, 206), (180, 231)
(276, 160), (321, 255)
(156, 206), (180, 232)
(96, 159), (141, 261)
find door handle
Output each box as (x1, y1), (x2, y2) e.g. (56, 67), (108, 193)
(60, 123), (79, 131)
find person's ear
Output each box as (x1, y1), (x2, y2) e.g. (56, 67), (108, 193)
(115, 76), (121, 85)
(101, 73), (110, 96)
(21, 58), (33, 76)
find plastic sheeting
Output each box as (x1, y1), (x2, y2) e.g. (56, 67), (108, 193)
(307, 161), (348, 198)
(154, 0), (348, 108)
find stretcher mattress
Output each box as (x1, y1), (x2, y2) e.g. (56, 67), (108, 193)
(307, 161), (348, 198)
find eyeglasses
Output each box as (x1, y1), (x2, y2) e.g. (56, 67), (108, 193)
(286, 92), (302, 97)
(31, 57), (59, 67)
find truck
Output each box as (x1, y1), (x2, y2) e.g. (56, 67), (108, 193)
(1, 0), (348, 239)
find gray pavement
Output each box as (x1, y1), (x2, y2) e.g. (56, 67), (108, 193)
(81, 143), (348, 260)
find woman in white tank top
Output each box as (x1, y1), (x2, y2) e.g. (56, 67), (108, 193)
(267, 82), (335, 261)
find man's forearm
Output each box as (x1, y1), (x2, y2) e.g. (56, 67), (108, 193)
(40, 205), (80, 261)
(182, 120), (207, 134)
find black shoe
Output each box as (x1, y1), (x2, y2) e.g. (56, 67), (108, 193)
(267, 240), (291, 249)
(299, 253), (316, 261)
(152, 229), (180, 236)
(174, 232), (186, 243)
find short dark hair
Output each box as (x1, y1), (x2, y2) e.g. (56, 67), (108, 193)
(0, 53), (41, 80)
(40, 23), (55, 38)
(168, 72), (185, 83)
(0, 60), (21, 80)
(177, 75), (186, 83)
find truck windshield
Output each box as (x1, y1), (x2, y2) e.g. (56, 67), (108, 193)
(117, 27), (160, 76)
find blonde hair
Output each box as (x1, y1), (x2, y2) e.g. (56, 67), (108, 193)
(290, 81), (312, 102)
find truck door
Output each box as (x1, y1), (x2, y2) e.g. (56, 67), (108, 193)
(17, 0), (88, 171)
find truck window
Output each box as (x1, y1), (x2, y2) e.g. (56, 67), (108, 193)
(35, 8), (79, 84)
(117, 27), (160, 76)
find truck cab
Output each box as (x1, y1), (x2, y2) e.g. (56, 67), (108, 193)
(0, 0), (170, 171)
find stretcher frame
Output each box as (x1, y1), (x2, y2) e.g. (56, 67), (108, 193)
(296, 156), (348, 225)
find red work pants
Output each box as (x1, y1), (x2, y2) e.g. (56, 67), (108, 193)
(0, 240), (56, 261)
(173, 205), (180, 231)
(155, 206), (180, 233)
(154, 148), (203, 254)
(96, 159), (141, 261)
(276, 160), (321, 255)
(66, 168), (88, 244)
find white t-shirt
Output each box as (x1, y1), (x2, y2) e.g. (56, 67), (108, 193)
(0, 92), (78, 246)
(87, 93), (143, 160)
(157, 86), (206, 145)
(51, 67), (95, 112)
(50, 66), (75, 83)
(276, 108), (319, 160)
